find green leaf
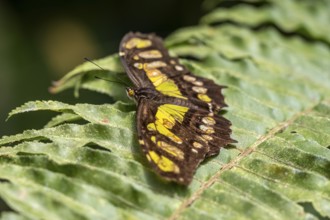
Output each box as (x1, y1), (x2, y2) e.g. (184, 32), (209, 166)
(1, 1), (330, 219)
(49, 55), (129, 101)
(200, 0), (330, 45)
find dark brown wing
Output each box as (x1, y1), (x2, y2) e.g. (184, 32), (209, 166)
(119, 32), (168, 88)
(119, 32), (227, 112)
(136, 99), (234, 185)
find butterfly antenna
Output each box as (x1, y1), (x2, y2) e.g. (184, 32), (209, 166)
(84, 57), (105, 70)
(93, 76), (127, 87)
(84, 57), (130, 87)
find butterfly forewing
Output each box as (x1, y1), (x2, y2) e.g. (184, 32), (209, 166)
(119, 32), (235, 185)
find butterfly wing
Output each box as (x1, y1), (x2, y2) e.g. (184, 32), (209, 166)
(119, 32), (164, 88)
(136, 99), (234, 185)
(119, 32), (227, 112)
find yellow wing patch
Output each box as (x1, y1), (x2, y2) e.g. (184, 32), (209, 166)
(156, 80), (187, 99)
(147, 104), (189, 144)
(149, 136), (184, 160)
(133, 61), (186, 99)
(157, 141), (184, 160)
(198, 94), (212, 102)
(125, 38), (152, 49)
(147, 151), (180, 173)
(145, 68), (167, 86)
(142, 63), (187, 99)
(158, 104), (188, 123)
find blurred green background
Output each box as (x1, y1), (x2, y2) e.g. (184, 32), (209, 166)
(0, 0), (204, 137)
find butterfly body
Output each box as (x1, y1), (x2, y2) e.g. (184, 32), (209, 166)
(120, 32), (235, 185)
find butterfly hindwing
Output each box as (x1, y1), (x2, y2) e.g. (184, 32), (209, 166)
(120, 32), (235, 185)
(184, 108), (234, 157)
(136, 100), (209, 184)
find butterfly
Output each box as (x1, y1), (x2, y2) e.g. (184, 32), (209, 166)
(119, 32), (235, 185)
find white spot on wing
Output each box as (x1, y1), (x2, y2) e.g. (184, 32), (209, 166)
(199, 124), (215, 134)
(145, 61), (167, 69)
(138, 50), (162, 59)
(191, 149), (198, 153)
(202, 117), (216, 125)
(192, 86), (207, 94)
(202, 135), (213, 141)
(175, 65), (184, 71)
(133, 63), (143, 69)
(192, 81), (203, 86)
(183, 75), (196, 82)
(193, 142), (203, 148)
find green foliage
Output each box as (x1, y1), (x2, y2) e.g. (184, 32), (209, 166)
(1, 0), (330, 219)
